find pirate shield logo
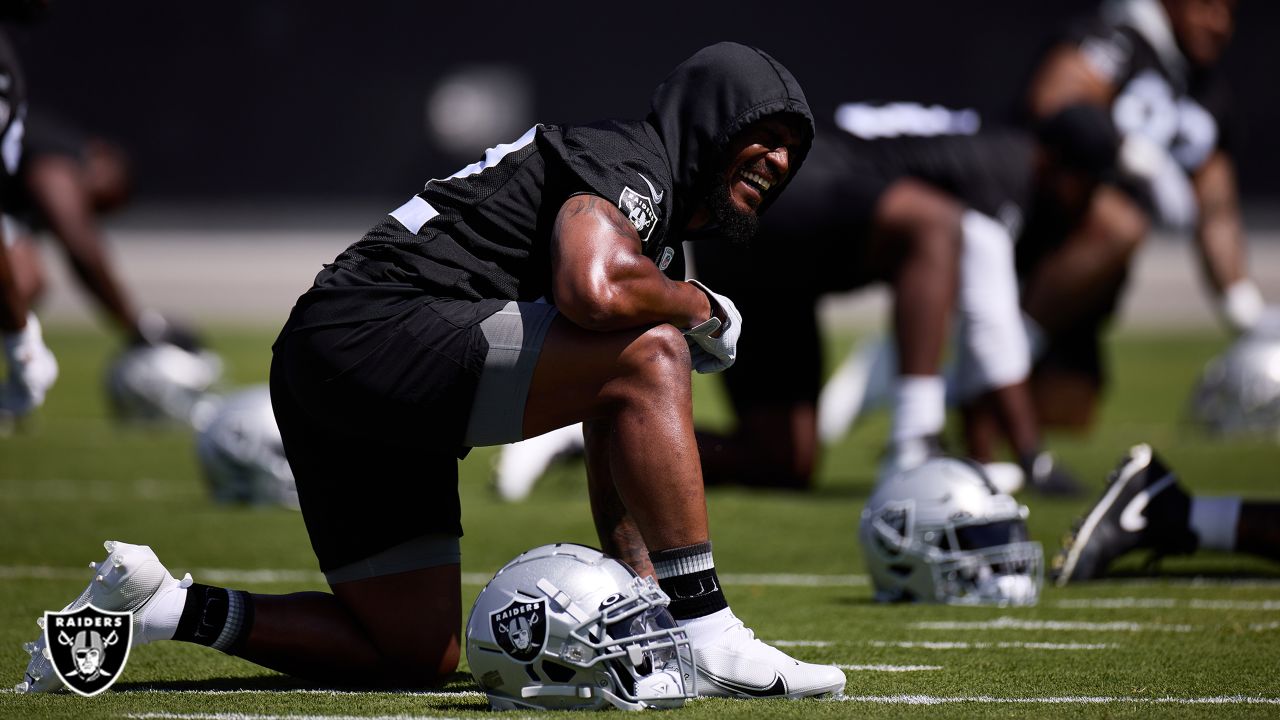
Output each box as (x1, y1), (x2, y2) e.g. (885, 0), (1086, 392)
(44, 604), (132, 697)
(618, 186), (658, 243)
(489, 597), (547, 662)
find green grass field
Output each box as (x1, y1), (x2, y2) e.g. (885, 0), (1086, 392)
(2, 325), (1278, 719)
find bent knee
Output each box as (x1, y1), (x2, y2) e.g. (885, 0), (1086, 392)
(628, 323), (693, 376)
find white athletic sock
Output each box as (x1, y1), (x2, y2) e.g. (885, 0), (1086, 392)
(675, 606), (736, 641)
(142, 585), (188, 643)
(1188, 497), (1242, 552)
(890, 375), (945, 444)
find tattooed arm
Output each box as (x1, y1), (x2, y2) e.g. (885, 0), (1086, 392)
(550, 194), (712, 332)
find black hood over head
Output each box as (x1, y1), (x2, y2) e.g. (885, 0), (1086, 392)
(646, 42), (814, 226)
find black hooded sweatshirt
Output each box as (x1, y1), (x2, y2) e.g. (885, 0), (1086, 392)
(290, 41), (813, 329)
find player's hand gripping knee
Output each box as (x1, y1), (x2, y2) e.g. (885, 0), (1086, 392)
(683, 279), (741, 374)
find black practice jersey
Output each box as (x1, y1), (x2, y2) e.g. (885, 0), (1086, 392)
(1067, 1), (1232, 174)
(296, 42), (814, 329)
(696, 121), (1035, 297)
(831, 127), (1037, 227)
(0, 28), (25, 202)
(332, 121), (680, 306)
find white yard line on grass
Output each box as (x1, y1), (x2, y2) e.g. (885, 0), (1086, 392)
(837, 664), (943, 672)
(1056, 598), (1280, 611)
(910, 618), (1197, 632)
(770, 640), (835, 647)
(869, 641), (1114, 650)
(835, 695), (1280, 705)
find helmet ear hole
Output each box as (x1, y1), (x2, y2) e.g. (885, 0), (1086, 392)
(541, 660), (577, 683)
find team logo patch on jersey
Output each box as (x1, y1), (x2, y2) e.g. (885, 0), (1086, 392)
(619, 186), (658, 243)
(657, 246), (675, 272)
(44, 605), (133, 697)
(490, 597), (547, 662)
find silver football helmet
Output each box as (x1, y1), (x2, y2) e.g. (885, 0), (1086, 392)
(105, 344), (223, 427)
(1189, 331), (1280, 440)
(194, 385), (297, 509)
(859, 457), (1043, 606)
(466, 543), (695, 711)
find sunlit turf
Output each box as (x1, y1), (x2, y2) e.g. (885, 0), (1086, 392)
(1, 324), (1277, 718)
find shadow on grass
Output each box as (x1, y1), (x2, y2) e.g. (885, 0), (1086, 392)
(113, 670), (482, 696)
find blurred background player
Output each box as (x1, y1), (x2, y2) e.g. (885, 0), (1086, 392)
(689, 103), (1130, 494)
(5, 110), (204, 352)
(0, 3), (56, 419)
(493, 103), (1115, 498)
(1016, 0), (1275, 430)
(1054, 443), (1279, 583)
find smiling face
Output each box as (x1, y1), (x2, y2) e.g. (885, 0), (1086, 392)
(691, 114), (807, 243)
(721, 116), (805, 215)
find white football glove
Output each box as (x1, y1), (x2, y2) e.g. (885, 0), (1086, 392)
(1219, 279), (1265, 335)
(2, 312), (59, 416)
(682, 279), (741, 374)
(1118, 133), (1197, 230)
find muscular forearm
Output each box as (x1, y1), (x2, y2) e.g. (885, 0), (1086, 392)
(1197, 209), (1245, 294)
(1194, 154), (1246, 294)
(32, 158), (139, 332)
(560, 259), (710, 332)
(552, 194), (711, 332)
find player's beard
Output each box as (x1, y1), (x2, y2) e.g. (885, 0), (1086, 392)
(706, 177), (760, 246)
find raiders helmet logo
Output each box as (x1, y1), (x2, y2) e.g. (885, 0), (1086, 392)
(618, 186), (658, 243)
(44, 605), (133, 697)
(489, 598), (547, 662)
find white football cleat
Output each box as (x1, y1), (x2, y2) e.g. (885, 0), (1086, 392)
(16, 540), (192, 693)
(492, 423), (586, 502)
(684, 609), (845, 699)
